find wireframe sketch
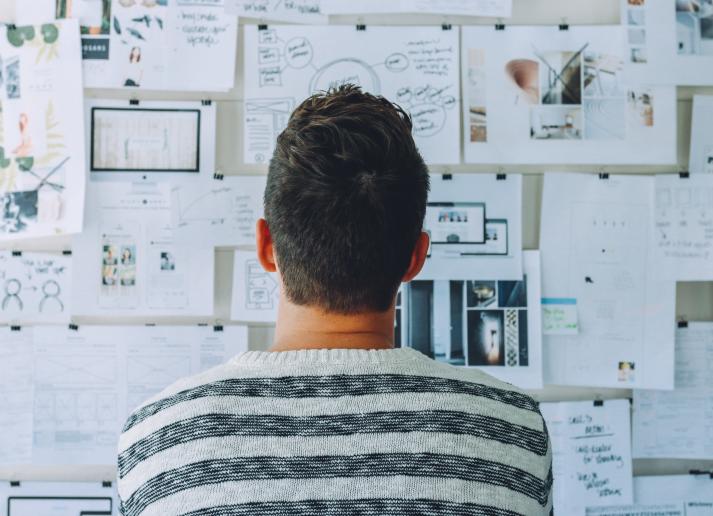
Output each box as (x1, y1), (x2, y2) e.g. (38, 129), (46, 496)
(246, 259), (278, 310)
(244, 26), (460, 164)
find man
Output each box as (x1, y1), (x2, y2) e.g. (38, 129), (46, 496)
(118, 85), (553, 516)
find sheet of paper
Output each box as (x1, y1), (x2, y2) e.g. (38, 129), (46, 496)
(243, 25), (461, 165)
(689, 95), (713, 174)
(0, 251), (71, 323)
(0, 328), (33, 464)
(540, 399), (634, 516)
(623, 0), (713, 86)
(633, 323), (713, 459)
(585, 504), (684, 516)
(172, 175), (266, 248)
(31, 325), (248, 465)
(322, 0), (512, 17)
(0, 480), (118, 516)
(400, 250), (542, 389)
(635, 474), (713, 514)
(0, 19), (86, 240)
(225, 0), (327, 23)
(85, 99), (216, 182)
(418, 173), (523, 280)
(654, 174), (713, 281)
(461, 25), (677, 165)
(231, 249), (279, 323)
(72, 182), (214, 317)
(541, 298), (578, 335)
(541, 173), (676, 389)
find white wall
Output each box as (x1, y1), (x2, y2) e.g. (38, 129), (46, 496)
(2, 0), (711, 484)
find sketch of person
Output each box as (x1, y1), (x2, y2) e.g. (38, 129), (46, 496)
(12, 113), (33, 157)
(124, 47), (143, 87)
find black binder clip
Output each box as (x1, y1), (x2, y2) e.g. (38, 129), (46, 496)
(202, 99), (212, 106)
(496, 173), (507, 180)
(145, 323), (156, 327)
(679, 171), (690, 178)
(10, 326), (21, 332)
(7, 24), (17, 31)
(69, 323), (79, 331)
(495, 22), (505, 31)
(11, 250), (21, 257)
(214, 325), (224, 332)
(102, 480), (113, 488)
(559, 23), (569, 31)
(593, 400), (604, 407)
(258, 24), (268, 31)
(10, 480), (20, 487)
(442, 173), (453, 180)
(129, 99), (139, 106)
(213, 172), (224, 180)
(598, 173), (609, 180)
(678, 320), (689, 328)
(356, 24), (366, 31)
(441, 23), (452, 31)
(62, 250), (72, 256)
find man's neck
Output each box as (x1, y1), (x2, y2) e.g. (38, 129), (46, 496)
(270, 295), (396, 352)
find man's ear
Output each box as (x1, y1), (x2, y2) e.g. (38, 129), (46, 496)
(256, 218), (277, 272)
(402, 231), (430, 282)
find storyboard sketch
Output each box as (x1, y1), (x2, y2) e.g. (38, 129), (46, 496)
(85, 99), (216, 182)
(30, 325), (248, 465)
(689, 95), (713, 174)
(541, 173), (676, 390)
(654, 174), (713, 281)
(231, 250), (279, 323)
(398, 250), (542, 389)
(37, 0), (239, 91)
(225, 0), (327, 23)
(243, 25), (461, 164)
(322, 0), (512, 16)
(623, 0), (713, 86)
(461, 25), (677, 164)
(418, 173), (522, 280)
(0, 328), (33, 464)
(633, 322), (713, 460)
(540, 399), (634, 516)
(0, 480), (118, 516)
(634, 475), (713, 512)
(0, 20), (86, 241)
(172, 175), (266, 248)
(72, 182), (214, 317)
(0, 251), (71, 324)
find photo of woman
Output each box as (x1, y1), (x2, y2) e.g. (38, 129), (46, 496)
(124, 46), (143, 87)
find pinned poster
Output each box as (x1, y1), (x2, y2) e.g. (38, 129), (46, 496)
(0, 328), (33, 464)
(635, 474), (713, 513)
(231, 249), (279, 323)
(0, 481), (118, 515)
(243, 25), (461, 165)
(225, 0), (327, 23)
(0, 19), (86, 241)
(623, 0), (713, 86)
(399, 250), (543, 389)
(541, 173), (676, 390)
(72, 182), (214, 317)
(461, 25), (677, 164)
(540, 400), (634, 516)
(418, 173), (522, 281)
(689, 95), (713, 174)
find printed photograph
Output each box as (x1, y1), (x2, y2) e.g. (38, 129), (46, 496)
(627, 89), (654, 127)
(630, 47), (647, 63)
(583, 99), (626, 139)
(0, 191), (38, 234)
(676, 0), (713, 55)
(618, 361), (636, 383)
(468, 49), (488, 142)
(583, 53), (625, 98)
(537, 50), (582, 105)
(120, 245), (137, 286)
(56, 0), (111, 35)
(160, 251), (175, 271)
(466, 281), (497, 308)
(505, 59), (539, 105)
(467, 310), (505, 366)
(6, 57), (20, 100)
(497, 278), (527, 308)
(628, 0), (645, 5)
(627, 9), (646, 25)
(530, 106), (582, 139)
(628, 28), (646, 46)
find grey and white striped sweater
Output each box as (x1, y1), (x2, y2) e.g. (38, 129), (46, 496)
(118, 348), (553, 516)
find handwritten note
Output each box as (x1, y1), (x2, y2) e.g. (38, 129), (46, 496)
(225, 0), (327, 23)
(540, 400), (633, 515)
(542, 298), (578, 335)
(654, 174), (713, 281)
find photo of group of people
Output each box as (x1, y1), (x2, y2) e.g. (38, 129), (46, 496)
(101, 243), (136, 287)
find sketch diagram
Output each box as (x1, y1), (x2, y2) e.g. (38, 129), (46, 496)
(246, 259), (278, 310)
(244, 26), (461, 164)
(231, 250), (279, 322)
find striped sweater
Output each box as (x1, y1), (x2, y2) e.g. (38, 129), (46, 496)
(118, 348), (553, 516)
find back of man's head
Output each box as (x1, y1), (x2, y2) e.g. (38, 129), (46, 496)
(265, 84), (430, 314)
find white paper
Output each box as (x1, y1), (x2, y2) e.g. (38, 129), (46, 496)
(225, 0), (327, 23)
(400, 250), (542, 389)
(654, 174), (713, 281)
(85, 99), (216, 182)
(46, 0), (238, 91)
(418, 173), (522, 280)
(0, 20), (86, 240)
(0, 480), (118, 516)
(243, 25), (461, 165)
(540, 400), (634, 516)
(231, 249), (279, 323)
(31, 325), (248, 465)
(635, 474), (713, 514)
(633, 323), (713, 459)
(322, 0), (512, 17)
(172, 175), (266, 248)
(0, 328), (33, 464)
(72, 182), (214, 317)
(461, 25), (677, 165)
(541, 173), (676, 389)
(689, 95), (713, 174)
(623, 0), (713, 86)
(585, 505), (684, 516)
(0, 251), (71, 323)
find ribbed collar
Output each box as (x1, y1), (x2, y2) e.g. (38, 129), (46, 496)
(232, 347), (426, 366)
